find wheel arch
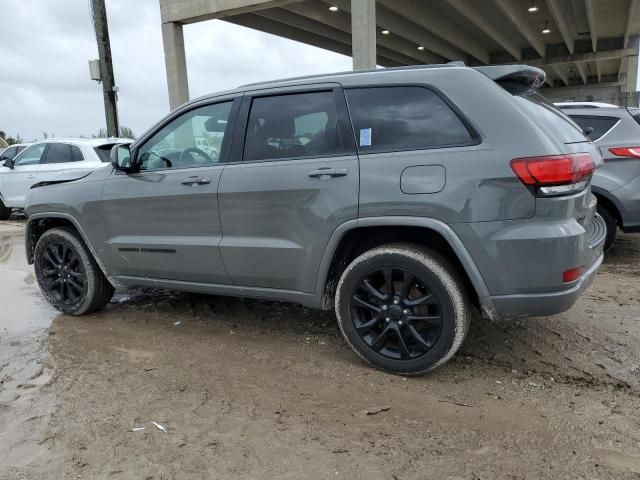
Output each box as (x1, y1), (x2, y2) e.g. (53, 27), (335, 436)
(26, 213), (117, 287)
(592, 187), (623, 227)
(316, 217), (491, 313)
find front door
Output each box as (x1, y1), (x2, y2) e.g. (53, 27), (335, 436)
(101, 98), (239, 284)
(218, 88), (359, 293)
(2, 143), (46, 206)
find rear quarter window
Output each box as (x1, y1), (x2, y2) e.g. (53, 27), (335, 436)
(94, 144), (117, 162)
(344, 86), (475, 153)
(568, 115), (620, 141)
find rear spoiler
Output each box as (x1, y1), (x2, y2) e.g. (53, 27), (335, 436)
(473, 65), (546, 90)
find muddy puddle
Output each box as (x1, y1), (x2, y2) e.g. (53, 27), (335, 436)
(1, 220), (640, 479)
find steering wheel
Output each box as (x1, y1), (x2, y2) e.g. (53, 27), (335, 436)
(179, 147), (212, 166)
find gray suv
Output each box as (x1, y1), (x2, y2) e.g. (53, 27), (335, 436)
(557, 102), (640, 250)
(24, 64), (605, 375)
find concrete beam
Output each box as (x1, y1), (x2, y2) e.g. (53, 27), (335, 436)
(575, 61), (588, 84)
(550, 64), (569, 86)
(584, 0), (597, 52)
(350, 0), (376, 70)
(161, 22), (189, 110)
(595, 60), (602, 82)
(493, 0), (545, 57)
(325, 0), (468, 61)
(446, 0), (521, 61)
(624, 37), (639, 92)
(283, 3), (444, 64)
(546, 0), (576, 54)
(509, 47), (638, 67)
(224, 13), (400, 67)
(159, 0), (300, 24)
(625, 0), (639, 47)
(379, 0), (490, 64)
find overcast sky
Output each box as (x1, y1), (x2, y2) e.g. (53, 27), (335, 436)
(0, 0), (351, 141)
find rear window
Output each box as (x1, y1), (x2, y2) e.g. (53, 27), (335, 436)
(344, 86), (475, 153)
(568, 115), (620, 141)
(94, 144), (117, 162)
(498, 81), (587, 143)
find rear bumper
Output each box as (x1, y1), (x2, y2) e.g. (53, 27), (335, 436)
(470, 212), (606, 320)
(486, 251), (603, 319)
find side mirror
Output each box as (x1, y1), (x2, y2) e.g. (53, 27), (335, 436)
(110, 143), (135, 172)
(3, 159), (14, 169)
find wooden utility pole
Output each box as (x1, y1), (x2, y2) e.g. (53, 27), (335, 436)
(91, 0), (119, 137)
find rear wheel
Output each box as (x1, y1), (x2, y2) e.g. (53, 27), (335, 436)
(34, 228), (114, 315)
(335, 243), (471, 375)
(0, 198), (11, 220)
(597, 204), (617, 252)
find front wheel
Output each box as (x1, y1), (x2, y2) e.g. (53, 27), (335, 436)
(34, 228), (114, 315)
(335, 243), (471, 375)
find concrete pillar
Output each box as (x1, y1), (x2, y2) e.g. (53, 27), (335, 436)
(162, 22), (189, 110)
(350, 0), (376, 70)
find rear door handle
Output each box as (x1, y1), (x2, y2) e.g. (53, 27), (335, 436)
(308, 168), (348, 178)
(181, 176), (211, 186)
(27, 174), (35, 179)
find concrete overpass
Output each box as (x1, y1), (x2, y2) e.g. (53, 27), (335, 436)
(159, 0), (640, 109)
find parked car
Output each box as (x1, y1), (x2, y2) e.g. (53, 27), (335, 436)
(0, 138), (132, 219)
(25, 64), (605, 375)
(556, 102), (640, 250)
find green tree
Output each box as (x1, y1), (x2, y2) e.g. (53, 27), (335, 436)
(94, 126), (135, 139)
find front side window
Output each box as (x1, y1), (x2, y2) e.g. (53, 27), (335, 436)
(137, 101), (233, 171)
(44, 144), (84, 164)
(569, 115), (620, 141)
(345, 86), (474, 153)
(243, 91), (343, 162)
(14, 144), (46, 166)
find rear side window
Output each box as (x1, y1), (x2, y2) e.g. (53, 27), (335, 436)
(243, 91), (344, 161)
(569, 115), (619, 140)
(94, 144), (116, 162)
(344, 86), (474, 153)
(44, 144), (84, 164)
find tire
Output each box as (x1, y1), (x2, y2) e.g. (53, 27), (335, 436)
(0, 198), (11, 220)
(34, 228), (114, 315)
(597, 204), (617, 252)
(335, 243), (471, 375)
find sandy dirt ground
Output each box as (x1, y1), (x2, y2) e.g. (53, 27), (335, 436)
(1, 216), (639, 479)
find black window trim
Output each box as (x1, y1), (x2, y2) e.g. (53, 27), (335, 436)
(230, 87), (357, 165)
(567, 114), (621, 141)
(121, 96), (242, 174)
(342, 83), (482, 155)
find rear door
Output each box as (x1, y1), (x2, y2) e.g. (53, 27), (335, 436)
(38, 143), (91, 182)
(101, 97), (240, 283)
(2, 143), (46, 206)
(218, 85), (358, 293)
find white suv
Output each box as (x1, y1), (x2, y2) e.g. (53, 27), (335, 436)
(0, 138), (132, 219)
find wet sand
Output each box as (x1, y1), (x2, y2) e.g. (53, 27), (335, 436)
(1, 218), (639, 479)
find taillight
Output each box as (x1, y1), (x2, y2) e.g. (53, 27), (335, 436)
(510, 153), (595, 196)
(608, 147), (640, 159)
(563, 267), (582, 283)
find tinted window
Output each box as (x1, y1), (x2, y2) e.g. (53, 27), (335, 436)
(243, 91), (343, 161)
(345, 86), (473, 153)
(138, 101), (233, 171)
(1, 146), (17, 160)
(44, 143), (83, 164)
(14, 144), (46, 166)
(569, 115), (620, 140)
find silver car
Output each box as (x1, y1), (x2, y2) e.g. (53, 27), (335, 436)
(24, 64), (605, 375)
(557, 102), (640, 250)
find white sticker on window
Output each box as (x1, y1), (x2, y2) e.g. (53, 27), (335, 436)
(359, 128), (372, 147)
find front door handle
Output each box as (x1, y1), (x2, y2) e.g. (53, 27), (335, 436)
(181, 176), (211, 186)
(308, 168), (348, 179)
